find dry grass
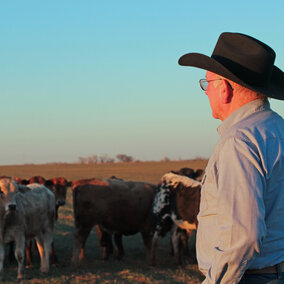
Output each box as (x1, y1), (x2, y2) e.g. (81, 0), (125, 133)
(0, 160), (207, 283)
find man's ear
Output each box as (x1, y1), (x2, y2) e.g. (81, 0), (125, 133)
(220, 80), (233, 104)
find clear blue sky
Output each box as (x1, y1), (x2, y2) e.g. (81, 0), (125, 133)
(1, 1), (284, 165)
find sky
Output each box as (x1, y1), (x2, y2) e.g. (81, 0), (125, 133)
(1, 0), (284, 165)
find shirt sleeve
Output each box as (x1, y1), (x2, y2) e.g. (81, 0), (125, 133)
(203, 136), (267, 284)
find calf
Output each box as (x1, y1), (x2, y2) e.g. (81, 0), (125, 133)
(0, 178), (55, 280)
(48, 177), (71, 218)
(151, 172), (201, 265)
(72, 177), (125, 261)
(23, 176), (70, 266)
(71, 178), (156, 267)
(72, 178), (114, 260)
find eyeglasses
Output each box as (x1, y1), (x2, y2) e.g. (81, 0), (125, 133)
(199, 79), (223, 91)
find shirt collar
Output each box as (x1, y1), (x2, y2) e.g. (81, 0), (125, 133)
(217, 99), (271, 136)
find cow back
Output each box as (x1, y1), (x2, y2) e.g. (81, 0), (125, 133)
(19, 184), (56, 237)
(73, 179), (156, 235)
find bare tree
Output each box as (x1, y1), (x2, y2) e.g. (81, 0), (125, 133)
(161, 156), (171, 162)
(100, 154), (115, 163)
(78, 156), (88, 164)
(116, 154), (134, 163)
(87, 155), (99, 164)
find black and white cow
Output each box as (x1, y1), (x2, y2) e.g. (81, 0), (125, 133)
(151, 172), (202, 265)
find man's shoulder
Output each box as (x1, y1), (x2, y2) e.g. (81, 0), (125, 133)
(221, 110), (284, 149)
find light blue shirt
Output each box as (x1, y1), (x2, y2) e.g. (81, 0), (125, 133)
(197, 99), (284, 284)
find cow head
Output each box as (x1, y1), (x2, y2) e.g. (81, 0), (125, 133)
(0, 178), (21, 212)
(14, 177), (29, 185)
(47, 177), (70, 207)
(29, 176), (46, 185)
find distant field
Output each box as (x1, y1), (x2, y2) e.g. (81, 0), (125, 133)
(0, 160), (207, 283)
(0, 159), (208, 183)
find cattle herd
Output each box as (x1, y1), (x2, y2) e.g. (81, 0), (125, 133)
(0, 167), (203, 281)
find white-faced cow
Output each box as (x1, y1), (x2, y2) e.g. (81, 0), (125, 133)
(71, 178), (157, 267)
(0, 178), (56, 280)
(151, 172), (202, 265)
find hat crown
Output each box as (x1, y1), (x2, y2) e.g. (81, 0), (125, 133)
(178, 32), (284, 100)
(212, 33), (276, 86)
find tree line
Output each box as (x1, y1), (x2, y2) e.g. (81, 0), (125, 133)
(76, 154), (180, 164)
(77, 154), (135, 164)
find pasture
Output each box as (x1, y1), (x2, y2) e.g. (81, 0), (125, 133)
(0, 160), (207, 283)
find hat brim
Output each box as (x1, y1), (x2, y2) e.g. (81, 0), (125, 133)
(179, 53), (284, 100)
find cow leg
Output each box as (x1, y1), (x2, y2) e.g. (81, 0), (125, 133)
(114, 233), (124, 260)
(171, 225), (182, 265)
(180, 229), (189, 257)
(72, 225), (92, 267)
(42, 231), (53, 273)
(8, 241), (15, 263)
(35, 232), (51, 274)
(141, 231), (153, 265)
(102, 232), (113, 260)
(186, 230), (197, 263)
(150, 231), (159, 266)
(95, 226), (113, 260)
(14, 236), (26, 280)
(55, 205), (59, 220)
(49, 241), (58, 265)
(0, 242), (4, 280)
(25, 240), (33, 267)
(35, 234), (45, 272)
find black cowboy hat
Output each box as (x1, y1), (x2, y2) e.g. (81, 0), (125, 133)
(178, 32), (284, 100)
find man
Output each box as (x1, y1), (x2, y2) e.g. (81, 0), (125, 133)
(178, 32), (284, 283)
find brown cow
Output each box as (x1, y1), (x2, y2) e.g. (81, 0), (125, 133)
(71, 178), (156, 267)
(71, 178), (115, 260)
(0, 178), (56, 280)
(29, 176), (70, 218)
(48, 177), (71, 216)
(71, 177), (126, 261)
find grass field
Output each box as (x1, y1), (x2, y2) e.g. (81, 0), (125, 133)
(0, 160), (207, 283)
